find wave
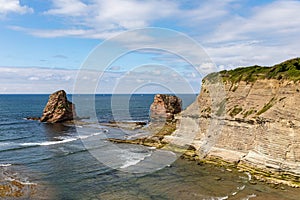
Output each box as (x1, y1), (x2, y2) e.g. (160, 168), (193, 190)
(242, 194), (257, 200)
(119, 150), (152, 169)
(0, 163), (12, 167)
(4, 177), (37, 186)
(0, 130), (105, 152)
(78, 132), (102, 140)
(0, 142), (13, 146)
(20, 137), (78, 146)
(120, 158), (145, 169)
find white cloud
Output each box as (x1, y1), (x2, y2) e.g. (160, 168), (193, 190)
(41, 0), (179, 34)
(0, 0), (33, 15)
(5, 0), (300, 70)
(0, 65), (201, 94)
(28, 76), (40, 81)
(207, 1), (300, 43)
(44, 0), (88, 16)
(0, 67), (77, 94)
(202, 0), (300, 67)
(13, 0), (231, 39)
(8, 25), (122, 39)
(88, 0), (178, 29)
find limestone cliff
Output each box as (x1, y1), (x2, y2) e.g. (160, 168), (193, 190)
(164, 58), (300, 183)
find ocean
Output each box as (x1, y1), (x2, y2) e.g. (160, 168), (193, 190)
(0, 94), (299, 200)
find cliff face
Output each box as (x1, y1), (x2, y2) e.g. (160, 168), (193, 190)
(164, 58), (300, 178)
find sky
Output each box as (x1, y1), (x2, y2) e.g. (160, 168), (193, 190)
(1, 0), (300, 94)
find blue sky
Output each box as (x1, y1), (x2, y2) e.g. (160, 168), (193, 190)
(0, 0), (300, 93)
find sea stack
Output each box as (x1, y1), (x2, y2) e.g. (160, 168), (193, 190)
(40, 90), (76, 123)
(150, 94), (182, 122)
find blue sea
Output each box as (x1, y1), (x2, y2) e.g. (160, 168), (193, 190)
(0, 94), (299, 200)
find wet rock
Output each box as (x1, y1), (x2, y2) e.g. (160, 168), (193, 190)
(102, 120), (147, 130)
(25, 117), (40, 121)
(40, 90), (77, 123)
(150, 94), (182, 122)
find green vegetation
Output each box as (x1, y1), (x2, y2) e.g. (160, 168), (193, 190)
(210, 57), (300, 83)
(229, 106), (243, 117)
(243, 109), (256, 118)
(216, 98), (226, 116)
(201, 107), (211, 113)
(256, 97), (276, 115)
(203, 72), (223, 84)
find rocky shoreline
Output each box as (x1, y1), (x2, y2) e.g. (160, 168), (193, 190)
(109, 58), (300, 188)
(0, 166), (37, 199)
(109, 123), (300, 188)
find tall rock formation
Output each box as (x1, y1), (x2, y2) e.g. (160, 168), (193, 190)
(164, 58), (300, 180)
(150, 94), (182, 122)
(40, 90), (76, 123)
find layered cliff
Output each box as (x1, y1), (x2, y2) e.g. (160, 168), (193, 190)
(164, 58), (300, 185)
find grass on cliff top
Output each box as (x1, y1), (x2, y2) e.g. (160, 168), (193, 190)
(204, 57), (300, 83)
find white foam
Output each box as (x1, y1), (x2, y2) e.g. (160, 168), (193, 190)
(78, 132), (102, 140)
(5, 177), (37, 185)
(120, 159), (143, 169)
(0, 142), (12, 146)
(238, 185), (246, 191)
(0, 163), (12, 167)
(245, 172), (252, 181)
(241, 194), (257, 200)
(120, 151), (152, 169)
(216, 196), (228, 200)
(20, 131), (103, 147)
(21, 137), (78, 146)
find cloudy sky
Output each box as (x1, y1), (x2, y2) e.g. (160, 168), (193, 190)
(1, 0), (300, 93)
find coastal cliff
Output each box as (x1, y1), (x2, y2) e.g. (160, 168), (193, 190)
(164, 58), (300, 186)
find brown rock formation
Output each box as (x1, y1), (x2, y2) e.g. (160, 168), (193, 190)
(163, 58), (300, 185)
(108, 94), (181, 148)
(150, 94), (182, 122)
(40, 90), (76, 123)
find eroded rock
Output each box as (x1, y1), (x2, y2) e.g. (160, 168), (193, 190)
(150, 94), (182, 122)
(40, 90), (76, 123)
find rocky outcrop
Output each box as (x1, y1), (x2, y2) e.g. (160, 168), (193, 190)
(150, 94), (182, 122)
(109, 94), (181, 148)
(40, 90), (76, 123)
(163, 58), (300, 186)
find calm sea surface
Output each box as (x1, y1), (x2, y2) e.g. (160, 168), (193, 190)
(0, 94), (299, 200)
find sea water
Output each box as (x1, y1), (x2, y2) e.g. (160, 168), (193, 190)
(0, 94), (299, 199)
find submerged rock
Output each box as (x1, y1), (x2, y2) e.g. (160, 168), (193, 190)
(40, 90), (76, 123)
(150, 94), (182, 122)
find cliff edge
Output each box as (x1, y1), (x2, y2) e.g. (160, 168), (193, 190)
(164, 58), (300, 186)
